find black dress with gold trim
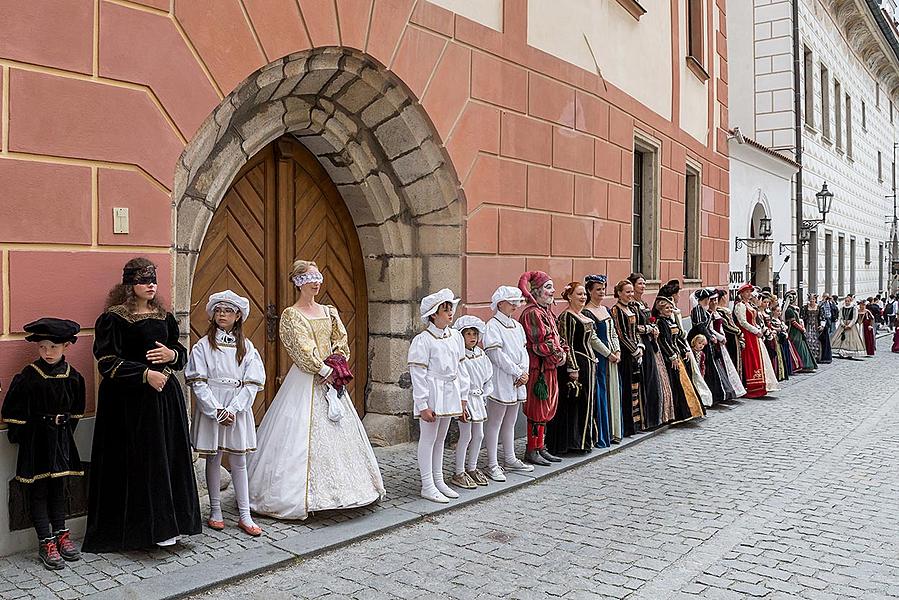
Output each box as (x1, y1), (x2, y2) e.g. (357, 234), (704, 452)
(82, 305), (201, 552)
(1, 359), (85, 483)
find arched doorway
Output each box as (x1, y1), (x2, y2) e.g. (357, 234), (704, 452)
(748, 201), (772, 289)
(189, 137), (368, 422)
(174, 48), (464, 445)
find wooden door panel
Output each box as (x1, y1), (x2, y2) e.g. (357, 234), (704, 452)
(191, 139), (368, 422)
(190, 151), (276, 425)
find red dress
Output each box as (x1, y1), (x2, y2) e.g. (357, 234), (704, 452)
(862, 312), (876, 356)
(735, 301), (767, 398)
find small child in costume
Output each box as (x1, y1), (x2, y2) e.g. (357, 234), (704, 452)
(186, 291), (266, 536)
(407, 289), (470, 503)
(690, 334), (708, 377)
(482, 286), (533, 481)
(451, 316), (493, 490)
(2, 318), (85, 570)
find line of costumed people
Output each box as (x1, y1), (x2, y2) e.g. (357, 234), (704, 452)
(407, 271), (828, 505)
(2, 257), (385, 570)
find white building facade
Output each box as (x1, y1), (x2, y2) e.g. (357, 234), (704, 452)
(730, 0), (899, 300)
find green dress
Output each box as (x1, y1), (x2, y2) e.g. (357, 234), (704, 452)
(784, 305), (817, 372)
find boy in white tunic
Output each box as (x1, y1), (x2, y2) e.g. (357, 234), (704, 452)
(408, 289), (470, 503)
(482, 286), (534, 482)
(186, 290), (266, 536)
(451, 315), (493, 489)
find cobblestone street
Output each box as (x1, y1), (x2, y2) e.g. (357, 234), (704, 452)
(191, 337), (899, 600)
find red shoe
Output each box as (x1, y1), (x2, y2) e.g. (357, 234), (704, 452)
(207, 518), (225, 531)
(53, 530), (81, 561)
(238, 520), (262, 537)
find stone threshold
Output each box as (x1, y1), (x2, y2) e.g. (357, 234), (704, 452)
(87, 429), (663, 600)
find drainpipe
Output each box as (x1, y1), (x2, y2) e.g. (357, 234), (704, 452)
(792, 0), (805, 300)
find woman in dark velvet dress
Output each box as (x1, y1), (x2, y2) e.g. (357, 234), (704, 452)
(628, 273), (673, 428)
(653, 297), (705, 423)
(547, 282), (597, 454)
(610, 280), (644, 437)
(83, 258), (201, 552)
(860, 301), (877, 356)
(689, 289), (728, 404)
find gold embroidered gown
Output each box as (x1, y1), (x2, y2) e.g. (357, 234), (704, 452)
(248, 306), (384, 520)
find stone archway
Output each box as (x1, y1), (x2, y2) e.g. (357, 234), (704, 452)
(172, 48), (465, 446)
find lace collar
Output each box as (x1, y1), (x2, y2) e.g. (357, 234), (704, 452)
(215, 328), (237, 346)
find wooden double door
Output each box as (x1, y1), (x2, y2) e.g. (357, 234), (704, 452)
(190, 137), (368, 422)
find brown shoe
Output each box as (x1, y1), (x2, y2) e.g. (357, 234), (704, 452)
(450, 472), (477, 489)
(467, 469), (488, 486)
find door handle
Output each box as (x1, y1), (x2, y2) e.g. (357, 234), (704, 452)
(265, 304), (279, 342)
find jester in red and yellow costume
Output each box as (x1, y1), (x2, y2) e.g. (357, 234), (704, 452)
(517, 271), (568, 466)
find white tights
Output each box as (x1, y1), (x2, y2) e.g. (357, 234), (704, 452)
(417, 417), (451, 491)
(484, 401), (520, 468)
(455, 421), (484, 474)
(206, 452), (256, 527)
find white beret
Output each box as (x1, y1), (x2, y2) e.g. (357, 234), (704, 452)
(419, 288), (460, 323)
(206, 290), (251, 320)
(491, 285), (525, 312)
(453, 315), (486, 335)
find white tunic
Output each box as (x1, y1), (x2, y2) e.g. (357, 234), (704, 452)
(408, 323), (470, 418)
(459, 347), (494, 422)
(186, 329), (265, 455)
(483, 311), (529, 404)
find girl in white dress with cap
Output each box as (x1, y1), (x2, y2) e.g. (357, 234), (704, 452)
(186, 290), (266, 536)
(451, 315), (493, 490)
(407, 289), (470, 503)
(482, 286), (534, 481)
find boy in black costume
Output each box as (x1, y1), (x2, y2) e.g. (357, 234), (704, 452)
(2, 318), (85, 570)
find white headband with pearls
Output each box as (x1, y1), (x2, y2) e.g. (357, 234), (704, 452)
(292, 271), (324, 288)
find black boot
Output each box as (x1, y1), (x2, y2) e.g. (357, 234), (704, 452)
(38, 538), (66, 571)
(538, 448), (562, 462)
(524, 449), (550, 466)
(54, 530), (81, 562)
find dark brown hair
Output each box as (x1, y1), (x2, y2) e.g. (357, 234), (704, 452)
(205, 315), (248, 365)
(627, 272), (645, 285)
(104, 257), (168, 313)
(428, 301), (455, 323)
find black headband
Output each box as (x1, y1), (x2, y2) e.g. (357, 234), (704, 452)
(122, 264), (157, 285)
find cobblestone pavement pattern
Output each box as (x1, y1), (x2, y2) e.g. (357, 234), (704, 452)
(190, 338), (899, 600)
(0, 339), (895, 599)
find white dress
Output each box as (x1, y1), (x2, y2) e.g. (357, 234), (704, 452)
(831, 304), (866, 355)
(459, 347), (494, 422)
(247, 306), (384, 520)
(483, 312), (529, 404)
(407, 323), (469, 418)
(186, 330), (265, 455)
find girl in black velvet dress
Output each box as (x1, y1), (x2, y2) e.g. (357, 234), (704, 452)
(83, 258), (201, 552)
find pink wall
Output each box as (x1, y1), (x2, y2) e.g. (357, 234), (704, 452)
(0, 0), (730, 414)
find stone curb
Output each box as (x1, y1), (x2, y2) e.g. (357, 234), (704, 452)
(88, 429), (667, 600)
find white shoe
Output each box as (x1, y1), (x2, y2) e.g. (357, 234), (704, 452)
(420, 486), (450, 504)
(503, 458), (535, 473)
(155, 536), (179, 547)
(433, 475), (460, 499)
(486, 465), (507, 482)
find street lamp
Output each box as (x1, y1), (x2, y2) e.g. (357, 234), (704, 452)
(735, 215), (773, 251)
(802, 182), (833, 230)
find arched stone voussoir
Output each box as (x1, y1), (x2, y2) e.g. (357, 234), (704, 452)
(174, 47), (465, 445)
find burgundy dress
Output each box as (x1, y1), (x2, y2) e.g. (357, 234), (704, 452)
(862, 312), (876, 356)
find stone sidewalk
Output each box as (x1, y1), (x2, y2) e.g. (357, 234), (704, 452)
(0, 336), (886, 600)
(0, 406), (665, 599)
